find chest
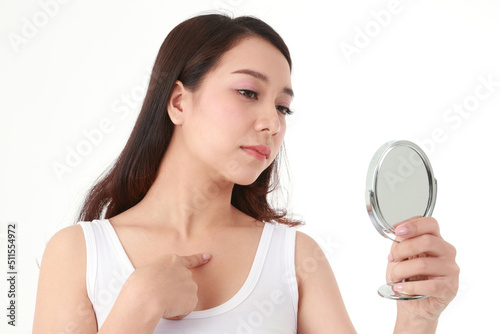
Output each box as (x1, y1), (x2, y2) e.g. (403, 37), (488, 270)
(116, 226), (263, 311)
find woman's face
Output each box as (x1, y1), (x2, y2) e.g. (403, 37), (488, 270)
(178, 36), (293, 185)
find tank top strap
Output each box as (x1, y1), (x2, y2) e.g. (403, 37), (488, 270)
(258, 223), (299, 318)
(77, 219), (134, 328)
(77, 220), (98, 304)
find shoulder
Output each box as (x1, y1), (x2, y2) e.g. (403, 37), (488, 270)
(33, 225), (98, 332)
(294, 231), (330, 284)
(41, 224), (87, 281)
(40, 224), (88, 279)
(295, 230), (317, 247)
(293, 231), (357, 332)
(45, 224), (86, 255)
(295, 231), (324, 260)
(36, 224), (88, 305)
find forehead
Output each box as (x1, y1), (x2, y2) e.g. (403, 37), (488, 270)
(210, 36), (292, 85)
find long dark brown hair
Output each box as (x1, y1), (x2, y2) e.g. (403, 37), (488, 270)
(77, 13), (301, 227)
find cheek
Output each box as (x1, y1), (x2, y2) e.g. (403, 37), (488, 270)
(281, 119), (287, 135)
(191, 98), (247, 151)
(199, 90), (245, 125)
(276, 119), (287, 143)
(268, 121), (286, 163)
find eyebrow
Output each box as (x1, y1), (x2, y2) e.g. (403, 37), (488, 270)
(231, 69), (294, 98)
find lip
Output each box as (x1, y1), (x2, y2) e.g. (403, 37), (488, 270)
(240, 145), (272, 162)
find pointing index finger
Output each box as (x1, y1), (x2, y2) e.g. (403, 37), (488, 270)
(181, 253), (211, 269)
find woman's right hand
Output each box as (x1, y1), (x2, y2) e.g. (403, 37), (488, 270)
(125, 252), (211, 320)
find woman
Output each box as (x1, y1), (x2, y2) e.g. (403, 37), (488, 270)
(32, 13), (459, 333)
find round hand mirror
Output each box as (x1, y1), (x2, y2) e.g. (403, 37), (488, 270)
(365, 140), (437, 300)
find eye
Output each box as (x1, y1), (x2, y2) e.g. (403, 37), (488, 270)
(276, 105), (294, 116)
(238, 89), (258, 100)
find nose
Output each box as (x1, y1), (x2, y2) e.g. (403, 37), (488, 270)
(255, 103), (281, 135)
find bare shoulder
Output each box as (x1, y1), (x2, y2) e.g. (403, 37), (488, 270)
(294, 231), (330, 284)
(44, 224), (86, 265)
(295, 230), (319, 249)
(37, 223), (88, 296)
(49, 223), (86, 243)
(294, 230), (356, 333)
(33, 224), (96, 333)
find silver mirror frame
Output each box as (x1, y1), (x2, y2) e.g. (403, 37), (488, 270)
(365, 140), (438, 241)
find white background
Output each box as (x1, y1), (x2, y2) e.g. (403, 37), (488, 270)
(1, 0), (499, 333)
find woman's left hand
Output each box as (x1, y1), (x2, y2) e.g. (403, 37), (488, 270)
(387, 216), (459, 327)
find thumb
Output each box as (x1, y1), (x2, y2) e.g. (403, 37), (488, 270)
(180, 253), (211, 269)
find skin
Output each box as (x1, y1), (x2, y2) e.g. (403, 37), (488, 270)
(32, 36), (459, 334)
(389, 217), (460, 333)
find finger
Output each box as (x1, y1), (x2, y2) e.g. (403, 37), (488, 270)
(391, 277), (458, 301)
(163, 305), (196, 320)
(393, 216), (441, 241)
(180, 253), (211, 269)
(392, 216), (422, 228)
(390, 234), (455, 262)
(390, 257), (457, 283)
(164, 314), (188, 320)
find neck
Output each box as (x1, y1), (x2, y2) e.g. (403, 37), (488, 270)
(129, 144), (238, 239)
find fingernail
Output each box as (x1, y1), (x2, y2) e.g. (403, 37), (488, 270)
(395, 226), (408, 236)
(393, 283), (404, 292)
(388, 253), (394, 262)
(202, 253), (211, 261)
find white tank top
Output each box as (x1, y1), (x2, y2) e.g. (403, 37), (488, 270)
(78, 219), (298, 333)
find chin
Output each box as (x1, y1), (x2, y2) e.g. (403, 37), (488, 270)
(233, 174), (262, 186)
(226, 168), (263, 186)
(216, 158), (274, 187)
(234, 165), (273, 187)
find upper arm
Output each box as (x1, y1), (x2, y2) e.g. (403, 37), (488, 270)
(295, 231), (356, 334)
(32, 224), (97, 334)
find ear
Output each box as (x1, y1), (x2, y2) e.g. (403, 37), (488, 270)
(167, 80), (188, 125)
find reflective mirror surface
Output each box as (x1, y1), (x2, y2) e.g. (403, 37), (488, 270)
(365, 140), (437, 300)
